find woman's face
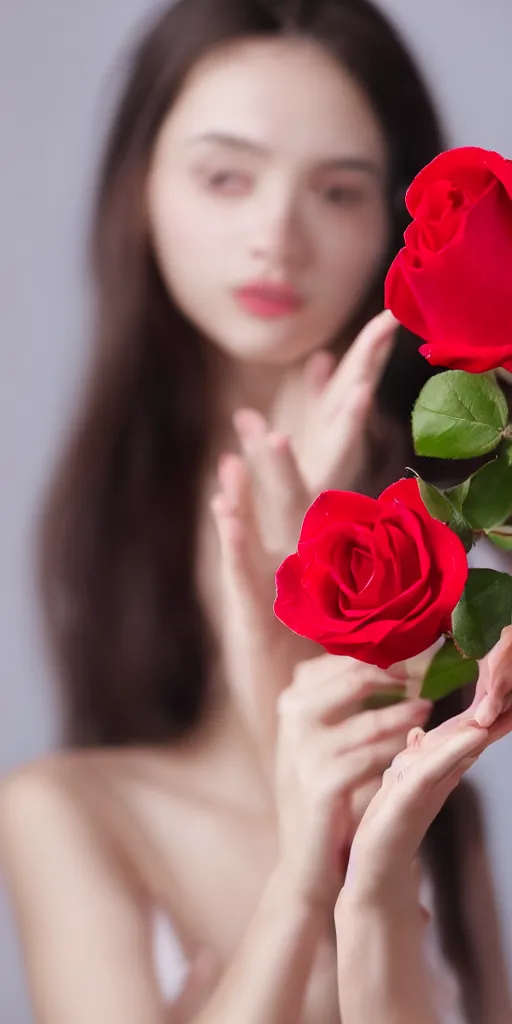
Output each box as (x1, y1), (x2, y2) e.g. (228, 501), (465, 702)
(147, 37), (390, 366)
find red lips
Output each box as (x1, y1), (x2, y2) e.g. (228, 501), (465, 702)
(235, 281), (304, 319)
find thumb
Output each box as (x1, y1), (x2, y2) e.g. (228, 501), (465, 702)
(303, 348), (337, 397)
(211, 477), (272, 638)
(473, 624), (512, 727)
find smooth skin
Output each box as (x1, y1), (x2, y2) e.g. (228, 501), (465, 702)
(337, 690), (512, 1024)
(2, 36), (511, 1024)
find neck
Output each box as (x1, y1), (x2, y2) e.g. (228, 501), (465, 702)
(218, 351), (302, 424)
(172, 662), (275, 818)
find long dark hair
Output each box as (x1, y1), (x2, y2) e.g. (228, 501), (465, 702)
(37, 1), (482, 1018)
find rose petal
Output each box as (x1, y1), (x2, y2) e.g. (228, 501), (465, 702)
(390, 179), (512, 369)
(298, 489), (377, 547)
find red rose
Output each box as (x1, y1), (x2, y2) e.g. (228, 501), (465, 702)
(385, 147), (512, 373)
(274, 478), (468, 670)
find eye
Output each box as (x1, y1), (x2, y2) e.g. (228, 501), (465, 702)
(323, 184), (365, 206)
(205, 169), (253, 195)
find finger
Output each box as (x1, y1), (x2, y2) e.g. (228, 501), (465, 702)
(322, 310), (399, 422)
(218, 452), (254, 528)
(284, 664), (408, 725)
(211, 489), (276, 667)
(303, 348), (337, 396)
(302, 314), (399, 494)
(322, 736), (411, 800)
(364, 724), (488, 859)
(487, 703), (512, 743)
(211, 482), (302, 777)
(292, 653), (408, 693)
(211, 491), (256, 606)
(233, 409), (309, 551)
(323, 699), (432, 755)
(407, 726), (425, 749)
(472, 692), (505, 728)
(391, 724), (488, 807)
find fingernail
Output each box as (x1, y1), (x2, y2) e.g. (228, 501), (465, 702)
(472, 695), (492, 727)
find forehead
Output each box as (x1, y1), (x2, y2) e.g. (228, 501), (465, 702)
(160, 37), (388, 166)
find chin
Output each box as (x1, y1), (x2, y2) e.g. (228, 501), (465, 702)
(217, 324), (327, 367)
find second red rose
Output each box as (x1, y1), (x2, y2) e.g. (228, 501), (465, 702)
(274, 478), (468, 670)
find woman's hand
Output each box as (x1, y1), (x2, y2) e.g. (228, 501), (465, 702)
(211, 459), (432, 913)
(232, 309), (399, 555)
(274, 654), (432, 912)
(333, 686), (512, 1024)
(337, 676), (512, 917)
(211, 451), (315, 770)
(471, 624), (512, 728)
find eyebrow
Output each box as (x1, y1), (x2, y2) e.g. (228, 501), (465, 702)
(187, 131), (381, 175)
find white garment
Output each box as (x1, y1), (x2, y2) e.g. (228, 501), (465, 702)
(151, 884), (467, 1023)
(152, 910), (190, 1004)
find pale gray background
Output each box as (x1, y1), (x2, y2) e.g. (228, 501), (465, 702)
(1, 1), (512, 1020)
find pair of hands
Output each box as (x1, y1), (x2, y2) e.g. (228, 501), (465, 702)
(212, 307), (512, 908)
(211, 309), (399, 771)
(211, 310), (433, 908)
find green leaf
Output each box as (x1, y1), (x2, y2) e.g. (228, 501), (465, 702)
(412, 370), (508, 460)
(452, 568), (512, 659)
(444, 479), (471, 510)
(417, 478), (473, 552)
(461, 445), (512, 531)
(420, 640), (478, 701)
(488, 525), (512, 551)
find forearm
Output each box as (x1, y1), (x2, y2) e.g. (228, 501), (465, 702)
(335, 896), (440, 1024)
(193, 865), (327, 1024)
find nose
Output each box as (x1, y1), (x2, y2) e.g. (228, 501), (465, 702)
(248, 186), (310, 274)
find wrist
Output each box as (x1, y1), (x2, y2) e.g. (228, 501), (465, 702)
(340, 847), (416, 916)
(268, 862), (335, 927)
(335, 895), (439, 1024)
(336, 876), (422, 940)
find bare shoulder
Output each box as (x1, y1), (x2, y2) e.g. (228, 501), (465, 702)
(0, 754), (161, 1011)
(0, 750), (145, 916)
(1, 750), (116, 844)
(1, 751), (84, 837)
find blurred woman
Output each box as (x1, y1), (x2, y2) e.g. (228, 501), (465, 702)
(1, 1), (510, 1022)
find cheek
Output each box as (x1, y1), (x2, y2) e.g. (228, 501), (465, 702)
(149, 174), (226, 289)
(306, 213), (388, 339)
(319, 200), (389, 289)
